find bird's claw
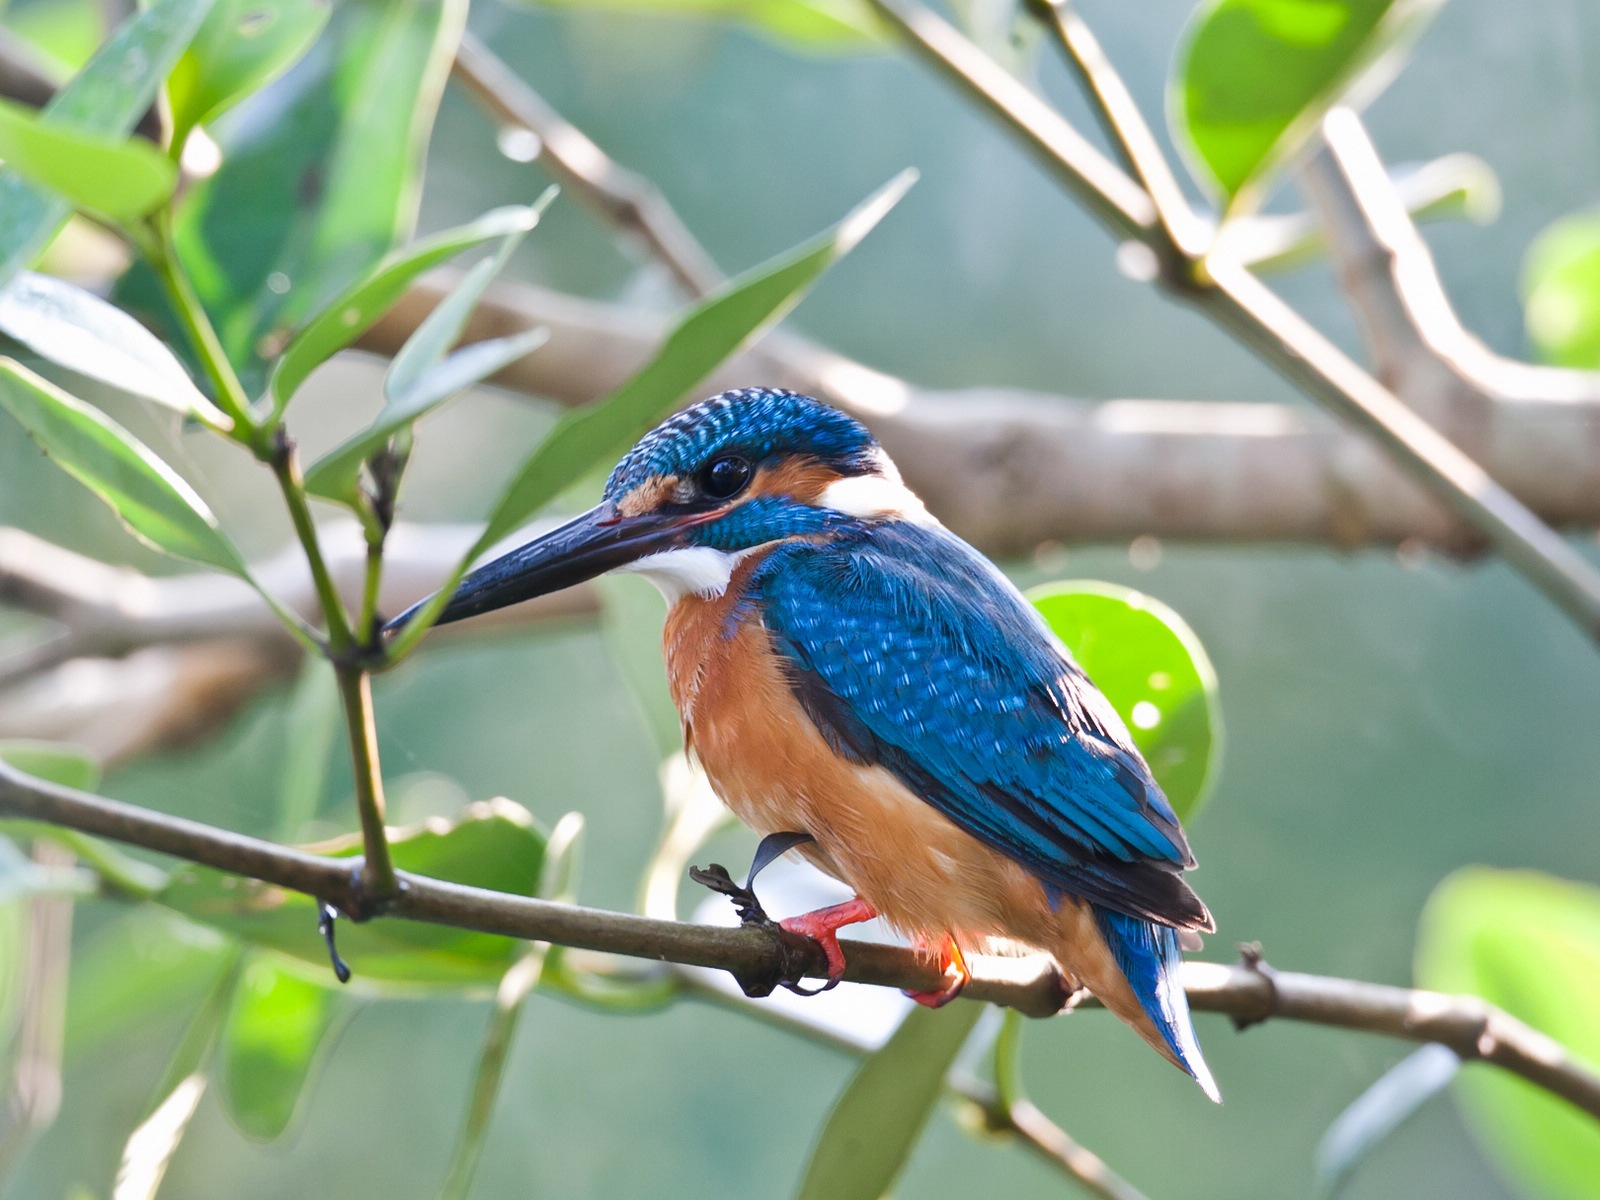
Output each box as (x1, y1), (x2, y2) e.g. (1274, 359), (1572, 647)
(904, 936), (970, 1008)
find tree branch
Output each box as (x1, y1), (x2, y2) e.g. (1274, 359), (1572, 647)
(868, 0), (1600, 643)
(2, 760), (1597, 1122)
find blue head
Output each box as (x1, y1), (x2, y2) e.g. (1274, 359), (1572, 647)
(393, 389), (925, 628)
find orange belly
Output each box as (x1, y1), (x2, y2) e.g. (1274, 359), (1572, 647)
(661, 565), (1181, 1058)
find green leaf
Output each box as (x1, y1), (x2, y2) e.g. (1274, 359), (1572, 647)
(156, 0), (468, 392)
(1026, 581), (1222, 821)
(1416, 869), (1600, 1200)
(220, 956), (340, 1140)
(0, 97), (176, 219)
(1313, 1044), (1460, 1197)
(0, 358), (247, 574)
(0, 740), (100, 793)
(486, 171), (911, 547)
(507, 0), (881, 49)
(1175, 0), (1445, 212)
(167, 0), (332, 153)
(65, 909), (234, 1062)
(392, 170), (913, 656)
(1523, 210), (1600, 369)
(0, 0), (213, 290)
(156, 799), (548, 988)
(269, 203), (544, 418)
(0, 271), (228, 426)
(795, 1002), (982, 1200)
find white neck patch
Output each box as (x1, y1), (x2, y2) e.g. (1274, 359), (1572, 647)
(612, 546), (753, 604)
(819, 456), (938, 527)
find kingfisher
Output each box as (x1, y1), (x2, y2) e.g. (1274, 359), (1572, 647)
(390, 387), (1218, 1100)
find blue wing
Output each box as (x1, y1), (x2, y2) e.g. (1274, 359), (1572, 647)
(751, 520), (1211, 931)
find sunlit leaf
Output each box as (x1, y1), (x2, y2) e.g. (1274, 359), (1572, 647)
(0, 0), (213, 290)
(167, 0), (332, 152)
(305, 328), (546, 504)
(0, 359), (247, 574)
(391, 170), (914, 655)
(149, 0), (468, 392)
(156, 799), (548, 988)
(0, 98), (176, 219)
(1416, 869), (1600, 1200)
(0, 740), (100, 793)
(0, 272), (228, 426)
(1314, 1044), (1460, 1197)
(479, 170), (913, 548)
(506, 0), (881, 48)
(1523, 210), (1600, 369)
(1174, 0), (1445, 212)
(220, 956), (340, 1140)
(1027, 581), (1222, 821)
(795, 1002), (982, 1200)
(269, 203), (544, 417)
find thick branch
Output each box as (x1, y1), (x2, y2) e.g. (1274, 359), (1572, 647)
(360, 276), (1600, 553)
(867, 0), (1600, 642)
(3, 761), (1598, 1122)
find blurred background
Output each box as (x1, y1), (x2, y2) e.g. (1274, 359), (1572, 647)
(3, 0), (1600, 1197)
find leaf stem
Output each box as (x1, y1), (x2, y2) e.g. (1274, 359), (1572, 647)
(334, 665), (397, 905)
(267, 433), (354, 650)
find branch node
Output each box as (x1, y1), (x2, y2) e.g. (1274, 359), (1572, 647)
(1232, 941), (1278, 1030)
(688, 862), (831, 998)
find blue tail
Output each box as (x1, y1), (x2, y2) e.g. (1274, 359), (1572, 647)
(1093, 907), (1220, 1102)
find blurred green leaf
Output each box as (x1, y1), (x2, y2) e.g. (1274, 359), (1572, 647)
(1416, 868), (1600, 1200)
(1313, 1044), (1461, 1197)
(7, 0), (105, 73)
(167, 0), (332, 152)
(0, 0), (213, 290)
(0, 358), (247, 574)
(509, 0), (881, 48)
(481, 170), (913, 548)
(220, 956), (340, 1140)
(1175, 0), (1444, 212)
(1027, 581), (1222, 821)
(157, 799), (548, 988)
(1523, 210), (1600, 369)
(0, 740), (99, 793)
(155, 0), (468, 392)
(0, 98), (176, 219)
(795, 1002), (982, 1200)
(269, 203), (544, 418)
(274, 659), (340, 841)
(0, 271), (228, 426)
(66, 909), (233, 1062)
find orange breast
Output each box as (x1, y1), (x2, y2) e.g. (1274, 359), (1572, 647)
(662, 557), (1056, 956)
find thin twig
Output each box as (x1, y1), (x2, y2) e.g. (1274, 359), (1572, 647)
(866, 0), (1600, 644)
(2, 762), (1597, 1121)
(449, 31), (721, 297)
(958, 1078), (1151, 1200)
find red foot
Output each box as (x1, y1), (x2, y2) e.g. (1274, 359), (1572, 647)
(907, 936), (971, 1008)
(780, 898), (878, 983)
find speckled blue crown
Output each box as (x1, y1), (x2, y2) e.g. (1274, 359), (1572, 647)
(603, 388), (878, 499)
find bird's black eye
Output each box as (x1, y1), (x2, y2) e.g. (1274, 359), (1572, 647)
(700, 455), (752, 501)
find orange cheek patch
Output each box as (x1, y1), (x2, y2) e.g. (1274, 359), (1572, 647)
(748, 458), (843, 504)
(616, 475), (681, 517)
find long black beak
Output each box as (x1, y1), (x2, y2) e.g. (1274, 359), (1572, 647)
(385, 502), (704, 635)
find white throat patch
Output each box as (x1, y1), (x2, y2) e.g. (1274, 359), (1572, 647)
(612, 546), (753, 604)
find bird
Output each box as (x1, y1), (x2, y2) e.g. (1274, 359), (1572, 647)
(389, 387), (1218, 1100)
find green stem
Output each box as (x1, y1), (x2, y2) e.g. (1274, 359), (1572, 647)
(269, 438), (354, 651)
(146, 215), (259, 448)
(334, 666), (397, 904)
